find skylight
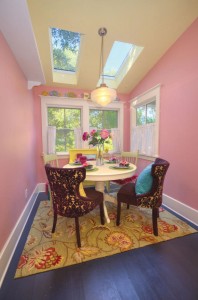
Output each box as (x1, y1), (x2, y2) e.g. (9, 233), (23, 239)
(98, 41), (144, 89)
(49, 27), (143, 88)
(103, 41), (133, 77)
(50, 27), (82, 84)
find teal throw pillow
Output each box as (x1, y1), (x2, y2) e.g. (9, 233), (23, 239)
(135, 163), (153, 195)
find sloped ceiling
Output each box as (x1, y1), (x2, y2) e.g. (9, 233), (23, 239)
(0, 0), (198, 93)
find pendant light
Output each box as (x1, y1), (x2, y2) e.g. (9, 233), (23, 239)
(91, 27), (117, 106)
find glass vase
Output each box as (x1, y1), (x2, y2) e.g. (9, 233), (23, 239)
(96, 144), (104, 166)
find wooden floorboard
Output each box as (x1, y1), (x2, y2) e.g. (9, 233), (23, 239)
(0, 192), (198, 300)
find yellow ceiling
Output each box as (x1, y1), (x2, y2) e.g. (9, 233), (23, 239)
(27, 0), (198, 93)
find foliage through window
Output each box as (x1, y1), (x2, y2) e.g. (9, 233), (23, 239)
(41, 97), (123, 155)
(89, 109), (118, 152)
(51, 28), (81, 72)
(136, 101), (156, 126)
(131, 86), (160, 157)
(89, 109), (118, 129)
(48, 107), (81, 152)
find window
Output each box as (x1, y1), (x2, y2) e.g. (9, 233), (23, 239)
(103, 42), (133, 77)
(49, 28), (143, 89)
(50, 27), (82, 85)
(130, 85), (160, 157)
(89, 109), (118, 152)
(89, 109), (118, 129)
(41, 96), (123, 155)
(98, 41), (143, 89)
(51, 28), (81, 72)
(48, 107), (81, 152)
(136, 101), (156, 126)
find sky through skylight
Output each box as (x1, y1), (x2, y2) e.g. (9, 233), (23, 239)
(104, 41), (133, 77)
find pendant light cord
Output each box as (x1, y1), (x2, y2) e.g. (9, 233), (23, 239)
(100, 34), (104, 84)
(98, 27), (107, 85)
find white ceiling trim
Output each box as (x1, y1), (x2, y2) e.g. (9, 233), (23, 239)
(0, 0), (45, 84)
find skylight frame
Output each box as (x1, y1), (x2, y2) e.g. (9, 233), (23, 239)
(103, 41), (133, 78)
(97, 41), (144, 89)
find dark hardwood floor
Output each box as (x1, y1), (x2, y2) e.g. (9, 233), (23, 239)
(1, 191), (198, 300)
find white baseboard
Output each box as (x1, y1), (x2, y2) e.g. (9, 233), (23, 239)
(0, 184), (44, 288)
(163, 194), (198, 227)
(37, 182), (47, 193)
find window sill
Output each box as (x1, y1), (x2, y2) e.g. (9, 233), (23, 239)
(56, 153), (69, 158)
(138, 155), (156, 161)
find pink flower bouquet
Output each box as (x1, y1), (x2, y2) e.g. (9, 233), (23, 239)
(82, 129), (112, 146)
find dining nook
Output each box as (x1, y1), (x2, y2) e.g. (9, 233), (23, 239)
(1, 1), (198, 299)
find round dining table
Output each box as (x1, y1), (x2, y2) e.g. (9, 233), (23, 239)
(64, 161), (137, 223)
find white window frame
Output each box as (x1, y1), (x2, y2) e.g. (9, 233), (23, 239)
(130, 84), (160, 158)
(41, 96), (123, 155)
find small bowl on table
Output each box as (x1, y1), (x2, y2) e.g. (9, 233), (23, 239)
(109, 158), (117, 163)
(86, 165), (93, 170)
(119, 161), (129, 167)
(82, 162), (93, 170)
(74, 159), (81, 165)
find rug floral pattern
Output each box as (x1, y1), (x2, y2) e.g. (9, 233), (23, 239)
(15, 200), (197, 278)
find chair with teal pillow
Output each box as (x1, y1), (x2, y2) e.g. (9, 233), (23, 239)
(135, 163), (154, 194)
(116, 158), (170, 236)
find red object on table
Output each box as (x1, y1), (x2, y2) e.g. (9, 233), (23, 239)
(77, 153), (82, 159)
(80, 156), (87, 164)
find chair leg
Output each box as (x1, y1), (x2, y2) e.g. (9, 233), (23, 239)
(116, 201), (121, 226)
(152, 208), (159, 236)
(52, 213), (57, 233)
(127, 204), (130, 209)
(100, 202), (105, 225)
(75, 217), (81, 248)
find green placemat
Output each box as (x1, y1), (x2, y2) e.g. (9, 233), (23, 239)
(109, 166), (133, 170)
(86, 167), (99, 172)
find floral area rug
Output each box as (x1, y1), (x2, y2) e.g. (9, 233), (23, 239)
(15, 200), (197, 278)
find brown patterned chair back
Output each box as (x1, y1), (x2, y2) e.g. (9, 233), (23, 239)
(45, 165), (95, 218)
(45, 165), (104, 247)
(137, 158), (170, 208)
(116, 157), (170, 236)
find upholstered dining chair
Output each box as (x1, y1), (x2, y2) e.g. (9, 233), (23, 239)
(45, 165), (105, 248)
(116, 158), (170, 236)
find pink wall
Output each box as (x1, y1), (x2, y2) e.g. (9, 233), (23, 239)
(0, 32), (37, 251)
(129, 18), (198, 210)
